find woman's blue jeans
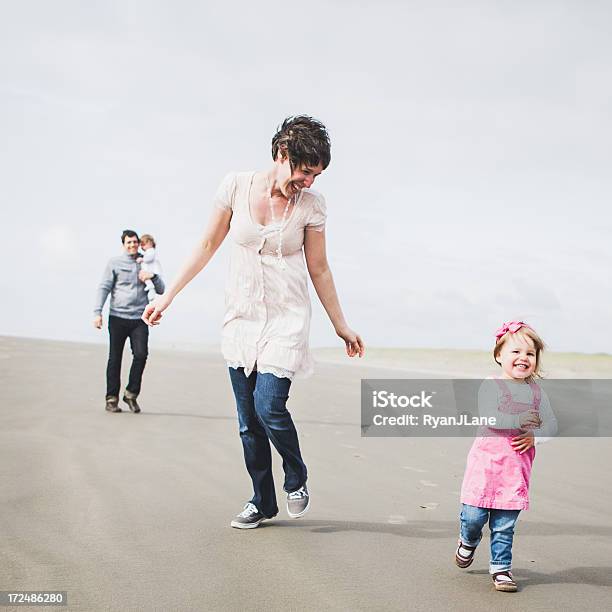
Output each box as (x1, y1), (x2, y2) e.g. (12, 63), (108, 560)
(460, 503), (521, 573)
(228, 367), (308, 518)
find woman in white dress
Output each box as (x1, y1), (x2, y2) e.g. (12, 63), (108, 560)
(142, 116), (364, 528)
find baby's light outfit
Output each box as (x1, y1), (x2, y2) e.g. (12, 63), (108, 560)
(140, 248), (162, 303)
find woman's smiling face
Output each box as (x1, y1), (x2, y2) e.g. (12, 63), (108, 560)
(497, 333), (537, 380)
(275, 155), (324, 198)
(289, 162), (323, 192)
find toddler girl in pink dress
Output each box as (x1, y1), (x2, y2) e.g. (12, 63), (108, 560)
(455, 321), (557, 592)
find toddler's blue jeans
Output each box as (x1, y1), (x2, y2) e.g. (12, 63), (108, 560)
(460, 503), (521, 573)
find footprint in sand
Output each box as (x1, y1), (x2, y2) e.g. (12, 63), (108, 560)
(403, 466), (427, 473)
(387, 515), (407, 524)
(419, 480), (439, 487)
(419, 502), (439, 510)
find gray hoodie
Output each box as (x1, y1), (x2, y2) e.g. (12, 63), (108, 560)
(94, 252), (165, 319)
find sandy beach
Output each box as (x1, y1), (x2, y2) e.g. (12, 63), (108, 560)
(1, 335), (611, 611)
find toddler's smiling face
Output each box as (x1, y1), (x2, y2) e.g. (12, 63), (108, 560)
(497, 333), (537, 381)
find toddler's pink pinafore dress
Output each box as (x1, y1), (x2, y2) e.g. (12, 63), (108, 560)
(460, 378), (541, 510)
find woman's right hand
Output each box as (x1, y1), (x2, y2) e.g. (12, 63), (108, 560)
(142, 294), (173, 327)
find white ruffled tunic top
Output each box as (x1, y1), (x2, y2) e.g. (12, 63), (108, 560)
(213, 171), (327, 380)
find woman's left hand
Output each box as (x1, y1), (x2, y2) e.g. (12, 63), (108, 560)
(336, 326), (365, 358)
(511, 431), (535, 454)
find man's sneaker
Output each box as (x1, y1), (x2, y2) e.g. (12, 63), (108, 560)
(122, 393), (141, 413)
(105, 396), (121, 413)
(287, 485), (310, 518)
(230, 503), (268, 529)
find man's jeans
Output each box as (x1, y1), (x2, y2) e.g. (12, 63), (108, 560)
(228, 367), (308, 518)
(106, 315), (149, 398)
(460, 503), (521, 573)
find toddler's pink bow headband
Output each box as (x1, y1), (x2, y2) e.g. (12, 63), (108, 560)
(495, 320), (531, 341)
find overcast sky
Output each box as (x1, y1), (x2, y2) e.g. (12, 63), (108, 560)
(2, 1), (611, 353)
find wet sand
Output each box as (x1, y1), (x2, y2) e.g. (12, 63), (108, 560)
(1, 336), (611, 611)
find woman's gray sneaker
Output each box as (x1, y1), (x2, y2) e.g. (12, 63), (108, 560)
(287, 485), (310, 518)
(230, 503), (267, 529)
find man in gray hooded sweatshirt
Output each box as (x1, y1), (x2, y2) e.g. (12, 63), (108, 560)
(93, 229), (165, 413)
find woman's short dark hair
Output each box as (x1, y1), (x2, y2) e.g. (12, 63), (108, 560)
(121, 229), (139, 244)
(271, 115), (331, 170)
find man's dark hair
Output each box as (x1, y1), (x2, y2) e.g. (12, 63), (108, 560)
(121, 229), (139, 244)
(271, 115), (331, 170)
